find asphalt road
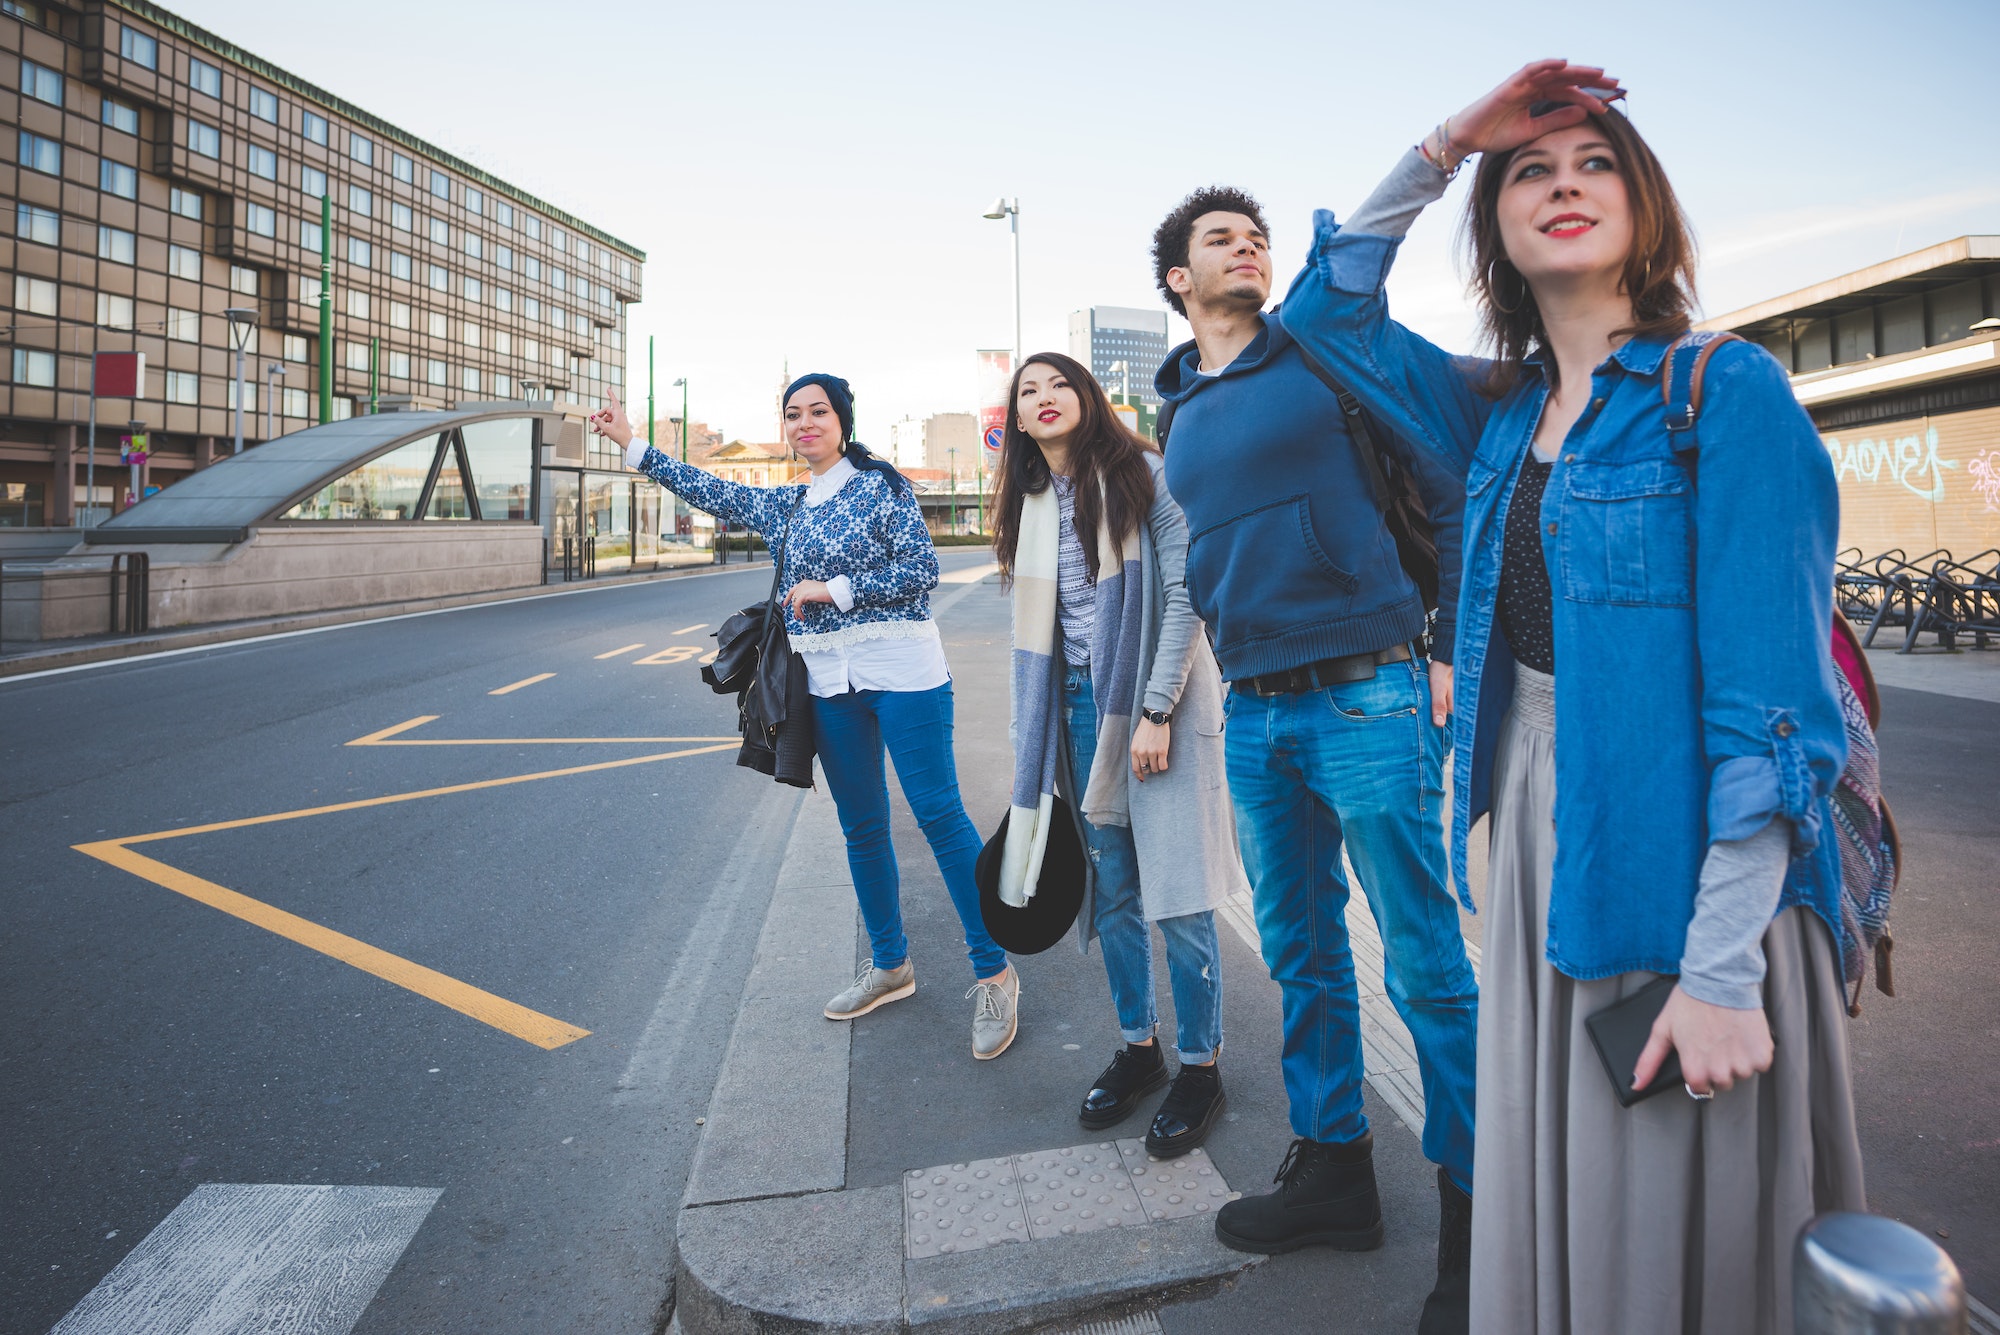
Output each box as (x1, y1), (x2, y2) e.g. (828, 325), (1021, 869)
(0, 550), (989, 1335)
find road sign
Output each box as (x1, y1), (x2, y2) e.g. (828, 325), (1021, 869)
(983, 424), (1003, 454)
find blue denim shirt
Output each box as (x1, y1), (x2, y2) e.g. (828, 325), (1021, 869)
(1281, 213), (1847, 981)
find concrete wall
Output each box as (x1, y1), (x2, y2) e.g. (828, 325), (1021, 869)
(3, 524), (546, 642)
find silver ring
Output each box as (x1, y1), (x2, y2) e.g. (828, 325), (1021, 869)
(1685, 1083), (1714, 1101)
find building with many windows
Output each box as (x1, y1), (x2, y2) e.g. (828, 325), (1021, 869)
(0, 0), (643, 528)
(1067, 305), (1169, 409)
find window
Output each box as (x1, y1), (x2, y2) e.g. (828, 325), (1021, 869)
(301, 219), (323, 252)
(464, 322), (481, 348)
(463, 366), (480, 393)
(494, 288), (513, 313)
(331, 396), (353, 421)
(575, 313), (589, 336)
(428, 217), (449, 245)
(344, 341), (370, 371)
(167, 308), (199, 341)
(348, 132), (373, 166)
(387, 350), (410, 378)
(523, 215), (542, 241)
(464, 234), (482, 261)
(551, 267), (567, 292)
(189, 57), (221, 97)
(96, 292), (134, 328)
(100, 160), (137, 198)
(345, 184), (372, 218)
(245, 202), (276, 237)
(14, 275), (57, 315)
(577, 241), (591, 266)
(21, 57), (62, 105)
(427, 358), (447, 386)
(548, 304), (564, 328)
(250, 87), (278, 122)
(99, 97), (140, 136)
(345, 290), (370, 319)
(98, 225), (136, 264)
(494, 330), (512, 356)
(300, 274), (321, 306)
(524, 338), (541, 364)
(19, 130), (60, 176)
(392, 202), (412, 232)
(165, 370), (199, 404)
(524, 256), (541, 282)
(524, 296), (540, 322)
(227, 379), (256, 412)
(171, 188), (203, 221)
(429, 169), (450, 200)
(230, 265), (259, 296)
(392, 152), (413, 184)
(120, 26), (158, 70)
(551, 227), (567, 253)
(390, 251), (412, 281)
(302, 110), (327, 145)
(575, 276), (590, 304)
(301, 164), (327, 197)
(497, 202), (513, 229)
(16, 203), (58, 245)
(427, 311), (447, 338)
(547, 343), (562, 366)
(185, 119), (221, 158)
(347, 237), (371, 268)
(466, 187), (483, 216)
(12, 348), (55, 385)
(283, 333), (308, 361)
(464, 276), (482, 303)
(620, 259), (633, 282)
(495, 244), (514, 271)
(388, 300), (410, 329)
(248, 144), (277, 179)
(168, 244), (201, 281)
(283, 386), (309, 417)
(427, 264), (448, 292)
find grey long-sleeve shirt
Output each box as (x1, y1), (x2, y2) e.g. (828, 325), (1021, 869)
(1340, 147), (1791, 1009)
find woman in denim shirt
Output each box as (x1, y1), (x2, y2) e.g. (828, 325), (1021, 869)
(1280, 63), (1864, 1334)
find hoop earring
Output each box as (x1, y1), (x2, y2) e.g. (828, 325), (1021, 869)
(1491, 262), (1527, 316)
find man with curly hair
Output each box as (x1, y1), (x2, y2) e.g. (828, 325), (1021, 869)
(1150, 186), (1476, 1333)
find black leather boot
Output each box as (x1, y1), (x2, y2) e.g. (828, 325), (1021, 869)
(1078, 1042), (1167, 1130)
(1417, 1167), (1472, 1335)
(1145, 1061), (1226, 1157)
(1213, 1131), (1383, 1254)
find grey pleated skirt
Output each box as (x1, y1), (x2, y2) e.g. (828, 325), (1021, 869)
(1468, 666), (1866, 1335)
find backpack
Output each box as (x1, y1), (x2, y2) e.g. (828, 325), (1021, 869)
(1155, 340), (1442, 613)
(1664, 331), (1900, 1015)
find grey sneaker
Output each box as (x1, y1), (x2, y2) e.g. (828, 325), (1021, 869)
(967, 968), (1020, 1061)
(824, 961), (915, 1020)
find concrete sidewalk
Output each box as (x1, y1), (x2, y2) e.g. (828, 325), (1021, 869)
(673, 575), (1453, 1335)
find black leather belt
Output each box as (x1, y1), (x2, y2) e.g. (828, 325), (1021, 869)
(1237, 643), (1413, 697)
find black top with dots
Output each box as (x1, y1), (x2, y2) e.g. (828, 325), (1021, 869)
(1498, 453), (1556, 674)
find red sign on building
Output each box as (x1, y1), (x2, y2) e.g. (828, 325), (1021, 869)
(94, 351), (146, 398)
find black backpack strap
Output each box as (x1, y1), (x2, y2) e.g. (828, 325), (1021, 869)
(1294, 343), (1395, 518)
(1155, 395), (1178, 451)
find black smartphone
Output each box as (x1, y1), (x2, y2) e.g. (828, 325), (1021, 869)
(1584, 973), (1682, 1107)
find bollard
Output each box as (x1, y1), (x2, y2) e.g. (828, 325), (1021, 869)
(1795, 1212), (1965, 1334)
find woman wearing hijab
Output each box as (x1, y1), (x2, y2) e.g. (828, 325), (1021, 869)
(592, 377), (1020, 1060)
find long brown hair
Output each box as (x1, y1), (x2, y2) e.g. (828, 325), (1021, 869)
(990, 352), (1156, 582)
(1465, 108), (1696, 391)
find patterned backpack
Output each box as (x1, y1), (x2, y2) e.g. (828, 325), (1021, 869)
(1664, 331), (1900, 1015)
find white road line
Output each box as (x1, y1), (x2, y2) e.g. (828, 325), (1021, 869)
(937, 562), (999, 584)
(51, 1183), (440, 1335)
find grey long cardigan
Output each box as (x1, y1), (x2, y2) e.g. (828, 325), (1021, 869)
(1049, 453), (1249, 951)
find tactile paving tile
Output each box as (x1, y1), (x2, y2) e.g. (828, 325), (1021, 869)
(1114, 1140), (1237, 1222)
(903, 1155), (1028, 1259)
(1014, 1142), (1146, 1240)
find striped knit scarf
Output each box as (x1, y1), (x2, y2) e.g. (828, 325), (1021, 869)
(1001, 482), (1145, 907)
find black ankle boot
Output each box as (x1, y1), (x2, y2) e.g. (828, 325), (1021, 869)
(1078, 1042), (1167, 1130)
(1145, 1062), (1226, 1157)
(1417, 1167), (1471, 1335)
(1213, 1131), (1383, 1255)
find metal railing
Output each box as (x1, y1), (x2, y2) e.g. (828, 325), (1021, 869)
(1837, 548), (2000, 653)
(1796, 1212), (1966, 1333)
(554, 534), (597, 583)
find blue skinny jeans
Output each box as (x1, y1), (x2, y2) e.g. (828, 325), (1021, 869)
(811, 681), (1006, 981)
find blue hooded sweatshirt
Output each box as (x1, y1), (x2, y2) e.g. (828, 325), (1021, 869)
(1156, 313), (1463, 680)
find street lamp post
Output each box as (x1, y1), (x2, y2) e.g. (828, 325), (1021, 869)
(981, 197), (1021, 366)
(225, 307), (257, 454)
(264, 362), (286, 440)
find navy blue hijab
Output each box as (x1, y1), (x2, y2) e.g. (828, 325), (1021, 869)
(785, 372), (908, 494)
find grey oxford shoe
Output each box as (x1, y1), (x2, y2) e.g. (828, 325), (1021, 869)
(967, 968), (1019, 1060)
(824, 960), (915, 1020)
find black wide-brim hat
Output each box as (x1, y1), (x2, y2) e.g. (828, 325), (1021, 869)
(976, 799), (1087, 955)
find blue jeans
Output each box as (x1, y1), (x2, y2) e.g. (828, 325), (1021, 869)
(812, 682), (1006, 981)
(1062, 668), (1223, 1064)
(1225, 657), (1477, 1190)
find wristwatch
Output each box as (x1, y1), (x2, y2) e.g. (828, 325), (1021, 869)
(1141, 708), (1173, 726)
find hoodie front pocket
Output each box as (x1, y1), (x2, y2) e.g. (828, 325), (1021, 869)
(1187, 495), (1357, 638)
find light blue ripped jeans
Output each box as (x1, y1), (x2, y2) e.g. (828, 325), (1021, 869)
(1063, 667), (1223, 1064)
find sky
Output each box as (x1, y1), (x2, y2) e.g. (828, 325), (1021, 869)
(167, 0), (2000, 453)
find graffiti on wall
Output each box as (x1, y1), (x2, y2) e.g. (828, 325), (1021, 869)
(1971, 448), (2000, 513)
(1824, 426), (1958, 502)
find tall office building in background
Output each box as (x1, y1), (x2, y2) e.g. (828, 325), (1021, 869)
(1067, 306), (1169, 408)
(0, 0), (642, 526)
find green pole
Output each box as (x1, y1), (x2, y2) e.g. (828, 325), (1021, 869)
(368, 336), (378, 415)
(646, 336), (654, 451)
(317, 194), (332, 423)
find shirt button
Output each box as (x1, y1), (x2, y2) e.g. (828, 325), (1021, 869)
(1564, 453), (1576, 464)
(1546, 522), (1558, 535)
(1775, 720), (1796, 737)
(1591, 398), (1605, 411)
